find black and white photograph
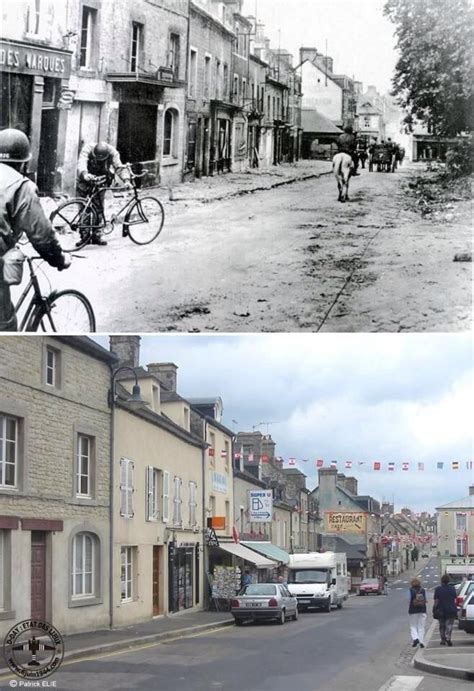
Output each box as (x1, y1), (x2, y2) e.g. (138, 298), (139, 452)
(0, 1), (473, 691)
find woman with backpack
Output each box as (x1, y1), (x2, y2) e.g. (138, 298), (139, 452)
(408, 577), (427, 648)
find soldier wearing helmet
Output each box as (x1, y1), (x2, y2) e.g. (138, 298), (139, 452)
(77, 141), (132, 246)
(337, 124), (360, 176)
(0, 129), (71, 331)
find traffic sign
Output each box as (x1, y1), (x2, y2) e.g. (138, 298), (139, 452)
(248, 490), (273, 522)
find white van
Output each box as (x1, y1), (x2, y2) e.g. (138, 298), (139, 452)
(287, 552), (349, 612)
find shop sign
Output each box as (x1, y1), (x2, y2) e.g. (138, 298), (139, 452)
(248, 490), (273, 522)
(206, 528), (219, 547)
(325, 511), (367, 534)
(211, 471), (227, 493)
(57, 89), (74, 110)
(0, 40), (71, 78)
(178, 542), (195, 548)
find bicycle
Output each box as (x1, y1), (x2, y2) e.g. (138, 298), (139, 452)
(12, 252), (96, 332)
(49, 166), (165, 252)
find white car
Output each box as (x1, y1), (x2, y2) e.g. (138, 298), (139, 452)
(458, 591), (474, 633)
(455, 580), (474, 612)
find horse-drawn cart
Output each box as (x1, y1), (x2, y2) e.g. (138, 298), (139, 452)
(369, 145), (393, 173)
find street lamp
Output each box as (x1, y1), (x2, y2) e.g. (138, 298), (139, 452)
(108, 366), (148, 627)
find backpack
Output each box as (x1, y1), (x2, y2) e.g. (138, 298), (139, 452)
(413, 589), (426, 607)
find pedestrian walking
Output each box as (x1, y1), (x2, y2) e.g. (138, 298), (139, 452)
(383, 575), (388, 595)
(408, 577), (427, 648)
(241, 569), (252, 589)
(433, 574), (457, 646)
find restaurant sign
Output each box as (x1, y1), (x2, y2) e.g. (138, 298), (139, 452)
(325, 511), (367, 534)
(0, 40), (72, 78)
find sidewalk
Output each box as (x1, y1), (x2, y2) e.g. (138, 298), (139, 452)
(414, 619), (474, 681)
(0, 610), (234, 674)
(40, 160), (332, 219)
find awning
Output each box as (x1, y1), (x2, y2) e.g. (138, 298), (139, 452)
(242, 541), (290, 564)
(217, 542), (277, 568)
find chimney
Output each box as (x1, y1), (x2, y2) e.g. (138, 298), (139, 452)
(109, 336), (140, 369)
(317, 467), (338, 513)
(469, 486), (474, 496)
(147, 363), (178, 392)
(344, 476), (358, 495)
(299, 47), (319, 65)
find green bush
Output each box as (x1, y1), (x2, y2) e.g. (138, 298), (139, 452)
(445, 137), (473, 177)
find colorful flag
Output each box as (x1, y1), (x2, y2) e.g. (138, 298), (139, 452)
(402, 462), (409, 471)
(330, 460), (338, 468)
(248, 452), (254, 462)
(418, 462), (424, 471)
(388, 462), (395, 471)
(234, 451), (241, 460)
(289, 458), (296, 466)
(261, 454), (269, 463)
(316, 459), (324, 468)
(373, 461), (381, 471)
(221, 450), (227, 459)
(452, 461), (459, 470)
(437, 462), (444, 469)
(345, 461), (352, 469)
(208, 448), (215, 457)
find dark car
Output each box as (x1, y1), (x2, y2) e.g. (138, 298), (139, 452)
(358, 578), (383, 595)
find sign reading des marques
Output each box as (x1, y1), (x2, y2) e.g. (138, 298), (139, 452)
(248, 490), (273, 522)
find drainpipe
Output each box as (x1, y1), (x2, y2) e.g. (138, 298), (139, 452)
(182, 0), (191, 178)
(108, 384), (115, 629)
(201, 420), (208, 609)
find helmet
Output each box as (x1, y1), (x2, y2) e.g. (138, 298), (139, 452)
(93, 142), (110, 161)
(344, 125), (353, 134)
(0, 128), (32, 162)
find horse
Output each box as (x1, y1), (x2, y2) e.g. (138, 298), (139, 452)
(332, 152), (353, 202)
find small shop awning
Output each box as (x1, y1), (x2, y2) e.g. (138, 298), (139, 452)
(218, 542), (277, 568)
(242, 541), (290, 564)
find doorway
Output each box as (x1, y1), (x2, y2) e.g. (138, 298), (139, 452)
(31, 531), (47, 620)
(152, 546), (161, 616)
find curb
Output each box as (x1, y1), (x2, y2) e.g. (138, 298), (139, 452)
(413, 621), (474, 681)
(0, 618), (234, 676)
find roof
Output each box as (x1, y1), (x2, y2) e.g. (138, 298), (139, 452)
(301, 109), (343, 134)
(322, 534), (367, 560)
(242, 541), (290, 565)
(282, 468), (307, 477)
(233, 469), (267, 488)
(436, 494), (474, 511)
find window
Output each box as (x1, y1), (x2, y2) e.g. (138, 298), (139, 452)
(456, 538), (465, 556)
(162, 470), (170, 522)
(146, 467), (159, 521)
(173, 476), (182, 524)
(163, 108), (178, 158)
(233, 75), (239, 100)
(120, 458), (134, 518)
(26, 0), (40, 35)
(209, 431), (215, 467)
(225, 500), (230, 529)
(72, 533), (95, 598)
(76, 434), (92, 498)
(168, 33), (180, 78)
(0, 415), (17, 489)
(79, 6), (96, 69)
(130, 22), (143, 73)
(242, 78), (247, 103)
(204, 55), (211, 99)
(189, 49), (197, 98)
(456, 513), (467, 531)
(121, 546), (134, 602)
(189, 481), (197, 526)
(215, 59), (221, 99)
(209, 494), (216, 517)
(223, 64), (229, 99)
(224, 440), (230, 473)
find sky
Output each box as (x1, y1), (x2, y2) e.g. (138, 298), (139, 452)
(96, 333), (474, 515)
(242, 0), (398, 94)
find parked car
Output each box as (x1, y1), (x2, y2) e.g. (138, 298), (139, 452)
(230, 583), (299, 626)
(456, 581), (474, 622)
(458, 591), (474, 633)
(358, 578), (383, 595)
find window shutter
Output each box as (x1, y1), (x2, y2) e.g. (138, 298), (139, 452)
(128, 461), (134, 518)
(146, 466), (151, 520)
(120, 459), (127, 516)
(178, 478), (182, 523)
(0, 531), (4, 610)
(162, 471), (170, 523)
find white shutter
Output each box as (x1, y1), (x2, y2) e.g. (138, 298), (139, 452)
(146, 466), (154, 521)
(120, 459), (127, 516)
(178, 478), (182, 524)
(128, 461), (134, 518)
(162, 471), (170, 523)
(173, 476), (179, 524)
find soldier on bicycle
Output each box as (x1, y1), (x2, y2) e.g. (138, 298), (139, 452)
(0, 129), (71, 331)
(77, 141), (132, 246)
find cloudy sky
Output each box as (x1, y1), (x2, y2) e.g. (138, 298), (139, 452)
(97, 333), (473, 514)
(242, 0), (397, 93)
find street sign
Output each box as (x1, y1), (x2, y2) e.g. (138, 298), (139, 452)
(248, 490), (273, 522)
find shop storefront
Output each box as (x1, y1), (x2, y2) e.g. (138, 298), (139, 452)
(168, 541), (199, 613)
(210, 101), (237, 175)
(0, 38), (72, 194)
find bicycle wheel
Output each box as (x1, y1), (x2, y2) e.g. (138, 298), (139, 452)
(27, 290), (96, 333)
(124, 196), (164, 245)
(50, 199), (97, 252)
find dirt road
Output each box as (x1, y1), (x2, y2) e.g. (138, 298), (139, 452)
(29, 163), (472, 333)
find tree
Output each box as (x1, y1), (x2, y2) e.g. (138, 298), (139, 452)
(384, 0), (474, 135)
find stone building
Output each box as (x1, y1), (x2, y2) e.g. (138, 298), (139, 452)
(436, 486), (474, 562)
(0, 336), (115, 637)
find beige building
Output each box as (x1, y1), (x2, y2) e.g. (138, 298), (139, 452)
(0, 336), (114, 637)
(436, 486), (474, 560)
(109, 338), (206, 623)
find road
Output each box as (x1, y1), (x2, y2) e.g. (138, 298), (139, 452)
(17, 163), (471, 333)
(7, 558), (471, 691)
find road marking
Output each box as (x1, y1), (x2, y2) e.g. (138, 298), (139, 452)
(377, 675), (424, 691)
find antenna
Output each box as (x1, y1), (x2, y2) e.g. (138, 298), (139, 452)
(252, 421), (280, 434)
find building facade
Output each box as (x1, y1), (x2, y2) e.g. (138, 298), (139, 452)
(436, 486), (474, 560)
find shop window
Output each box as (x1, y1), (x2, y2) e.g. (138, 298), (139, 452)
(1, 74), (32, 133)
(162, 108), (179, 159)
(79, 6), (97, 69)
(130, 22), (143, 73)
(168, 33), (180, 79)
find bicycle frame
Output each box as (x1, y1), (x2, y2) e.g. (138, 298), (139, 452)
(83, 183), (139, 231)
(13, 256), (50, 331)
